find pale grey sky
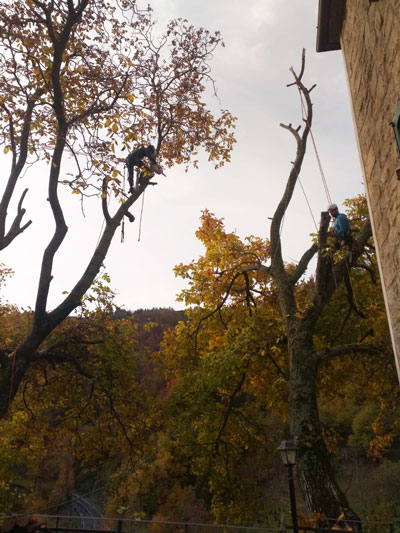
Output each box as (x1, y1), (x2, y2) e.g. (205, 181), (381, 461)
(0, 1), (364, 312)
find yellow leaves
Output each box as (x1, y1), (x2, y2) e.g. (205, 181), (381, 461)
(208, 335), (223, 350)
(36, 375), (46, 386)
(124, 132), (137, 142)
(102, 272), (111, 283)
(112, 123), (119, 133)
(3, 146), (11, 154)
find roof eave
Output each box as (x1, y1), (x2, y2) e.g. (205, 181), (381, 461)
(316, 0), (346, 53)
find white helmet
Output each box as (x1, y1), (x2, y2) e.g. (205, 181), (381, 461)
(327, 203), (338, 211)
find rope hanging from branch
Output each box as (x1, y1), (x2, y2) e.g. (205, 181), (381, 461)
(298, 88), (333, 206)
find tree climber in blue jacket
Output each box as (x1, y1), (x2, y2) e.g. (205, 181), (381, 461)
(327, 203), (353, 250)
(327, 204), (363, 316)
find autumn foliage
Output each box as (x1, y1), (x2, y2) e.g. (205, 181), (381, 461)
(0, 3), (399, 527)
(0, 0), (236, 417)
(0, 202), (398, 524)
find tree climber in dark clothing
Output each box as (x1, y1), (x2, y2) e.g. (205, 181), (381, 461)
(125, 145), (158, 193)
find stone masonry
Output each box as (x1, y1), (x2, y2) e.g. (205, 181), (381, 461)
(338, 0), (400, 374)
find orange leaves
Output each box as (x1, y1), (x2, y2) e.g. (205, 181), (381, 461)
(174, 210), (270, 309)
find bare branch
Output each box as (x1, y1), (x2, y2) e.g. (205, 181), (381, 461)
(0, 89), (44, 246)
(34, 338), (105, 357)
(192, 272), (243, 347)
(106, 390), (134, 449)
(264, 348), (288, 380)
(101, 179), (111, 223)
(287, 48), (306, 86)
(343, 263), (365, 319)
(353, 262), (377, 285)
(241, 263), (270, 276)
(331, 306), (353, 344)
(280, 122), (301, 144)
(209, 369), (248, 467)
(270, 50), (312, 282)
(289, 243), (319, 285)
(0, 188), (32, 250)
(317, 343), (382, 362)
(242, 270), (256, 314)
(33, 351), (93, 379)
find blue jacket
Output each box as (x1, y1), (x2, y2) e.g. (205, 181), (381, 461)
(333, 213), (350, 237)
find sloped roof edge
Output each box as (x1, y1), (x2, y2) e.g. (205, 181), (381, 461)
(316, 0), (346, 52)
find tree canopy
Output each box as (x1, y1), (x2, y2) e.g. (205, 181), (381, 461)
(0, 209), (398, 523)
(0, 0), (236, 415)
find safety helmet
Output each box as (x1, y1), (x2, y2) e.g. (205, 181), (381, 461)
(327, 203), (338, 211)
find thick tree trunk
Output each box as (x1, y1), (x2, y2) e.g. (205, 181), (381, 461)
(289, 334), (360, 526)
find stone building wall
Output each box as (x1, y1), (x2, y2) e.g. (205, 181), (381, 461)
(340, 0), (400, 372)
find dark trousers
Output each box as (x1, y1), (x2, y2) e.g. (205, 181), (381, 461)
(126, 156), (143, 188)
(334, 232), (353, 250)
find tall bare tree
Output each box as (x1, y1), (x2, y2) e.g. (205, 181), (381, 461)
(246, 51), (376, 523)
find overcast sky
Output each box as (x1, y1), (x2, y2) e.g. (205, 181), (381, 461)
(0, 0), (364, 313)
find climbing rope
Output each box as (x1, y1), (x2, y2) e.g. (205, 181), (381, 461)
(293, 165), (319, 232)
(270, 162), (318, 267)
(298, 89), (333, 206)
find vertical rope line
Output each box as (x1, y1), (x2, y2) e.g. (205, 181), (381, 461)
(299, 89), (332, 205)
(297, 174), (319, 232)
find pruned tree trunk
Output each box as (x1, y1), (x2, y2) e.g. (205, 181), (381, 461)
(289, 333), (355, 521)
(261, 50), (375, 526)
